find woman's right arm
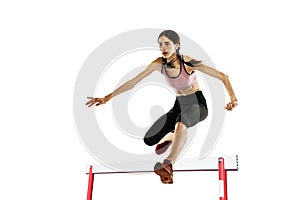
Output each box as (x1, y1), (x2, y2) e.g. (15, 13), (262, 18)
(86, 58), (161, 107)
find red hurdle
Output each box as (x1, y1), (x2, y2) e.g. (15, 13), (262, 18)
(86, 166), (94, 200)
(86, 155), (238, 200)
(218, 157), (228, 200)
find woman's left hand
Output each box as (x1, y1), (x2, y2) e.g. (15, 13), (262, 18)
(225, 100), (238, 111)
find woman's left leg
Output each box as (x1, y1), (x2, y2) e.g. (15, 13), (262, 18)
(153, 121), (188, 184)
(154, 105), (201, 183)
(166, 122), (187, 165)
(167, 104), (204, 164)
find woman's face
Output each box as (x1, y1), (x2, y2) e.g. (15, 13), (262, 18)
(158, 35), (179, 58)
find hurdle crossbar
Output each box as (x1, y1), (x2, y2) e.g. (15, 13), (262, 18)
(85, 155), (238, 200)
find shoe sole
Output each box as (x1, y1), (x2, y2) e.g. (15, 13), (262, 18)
(155, 140), (172, 155)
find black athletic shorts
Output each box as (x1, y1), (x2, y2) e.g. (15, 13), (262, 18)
(144, 90), (208, 146)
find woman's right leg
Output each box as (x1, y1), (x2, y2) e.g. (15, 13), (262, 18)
(144, 106), (179, 146)
(143, 114), (176, 146)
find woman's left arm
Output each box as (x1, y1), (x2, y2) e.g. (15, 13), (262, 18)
(192, 61), (238, 111)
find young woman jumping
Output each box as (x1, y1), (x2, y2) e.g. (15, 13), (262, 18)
(86, 30), (238, 184)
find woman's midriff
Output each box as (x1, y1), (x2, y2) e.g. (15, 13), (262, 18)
(175, 82), (200, 96)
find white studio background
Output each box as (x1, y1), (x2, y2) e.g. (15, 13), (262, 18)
(1, 1), (299, 200)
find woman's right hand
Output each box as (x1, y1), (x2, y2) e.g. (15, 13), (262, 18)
(85, 97), (106, 107)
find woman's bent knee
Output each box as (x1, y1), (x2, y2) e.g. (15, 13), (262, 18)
(143, 137), (156, 146)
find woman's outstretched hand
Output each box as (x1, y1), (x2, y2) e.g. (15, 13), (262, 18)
(225, 100), (238, 111)
(85, 97), (106, 107)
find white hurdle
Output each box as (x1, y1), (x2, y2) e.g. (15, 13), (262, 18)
(86, 155), (238, 200)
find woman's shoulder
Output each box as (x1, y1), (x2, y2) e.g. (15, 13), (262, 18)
(151, 57), (163, 64)
(182, 55), (193, 62)
(147, 57), (163, 71)
(182, 55), (202, 66)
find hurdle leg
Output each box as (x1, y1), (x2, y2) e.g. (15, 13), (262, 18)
(87, 166), (94, 200)
(218, 157), (228, 200)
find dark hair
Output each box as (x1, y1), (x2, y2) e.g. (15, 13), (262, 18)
(158, 30), (181, 55)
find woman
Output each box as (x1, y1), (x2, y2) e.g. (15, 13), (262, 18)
(86, 30), (238, 184)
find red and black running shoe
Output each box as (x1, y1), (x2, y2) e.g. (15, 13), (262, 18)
(154, 159), (173, 184)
